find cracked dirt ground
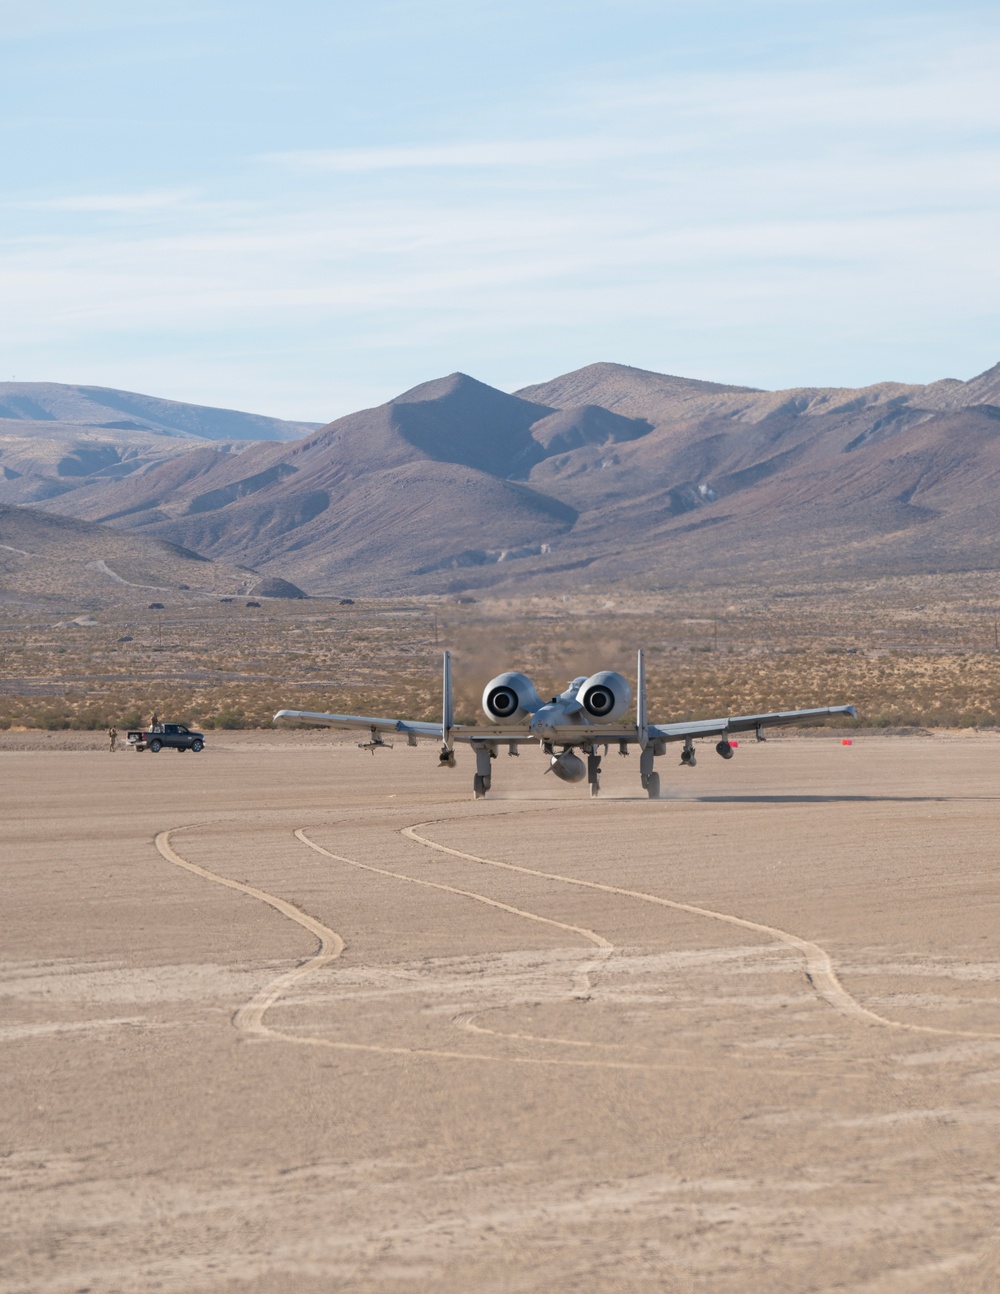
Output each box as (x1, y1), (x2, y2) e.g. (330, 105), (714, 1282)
(2, 732), (1000, 1292)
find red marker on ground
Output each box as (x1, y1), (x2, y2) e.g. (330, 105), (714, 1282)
(842, 738), (853, 746)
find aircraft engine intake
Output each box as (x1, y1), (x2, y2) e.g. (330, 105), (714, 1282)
(482, 672), (542, 724)
(575, 670), (632, 723)
(549, 750), (586, 783)
(716, 740), (734, 759)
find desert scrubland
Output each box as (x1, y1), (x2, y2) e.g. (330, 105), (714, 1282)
(1, 572), (998, 733)
(2, 729), (1000, 1292)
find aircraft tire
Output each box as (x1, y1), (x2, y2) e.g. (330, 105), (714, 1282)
(590, 780), (599, 797)
(473, 774), (488, 800)
(647, 772), (660, 799)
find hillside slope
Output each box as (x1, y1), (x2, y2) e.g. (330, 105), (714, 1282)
(0, 504), (304, 608)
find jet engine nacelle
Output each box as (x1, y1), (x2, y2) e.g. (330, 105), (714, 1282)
(575, 670), (632, 723)
(482, 672), (542, 724)
(549, 751), (586, 783)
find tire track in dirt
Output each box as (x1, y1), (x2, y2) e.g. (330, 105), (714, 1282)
(154, 826), (670, 1071)
(154, 828), (344, 1040)
(293, 828), (615, 1048)
(402, 820), (1000, 1041)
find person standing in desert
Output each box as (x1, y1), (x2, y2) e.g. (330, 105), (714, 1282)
(108, 725), (118, 753)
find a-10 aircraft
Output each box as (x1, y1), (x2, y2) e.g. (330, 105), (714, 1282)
(274, 650), (856, 799)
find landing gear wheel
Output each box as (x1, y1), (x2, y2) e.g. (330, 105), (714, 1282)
(149, 739), (162, 753)
(190, 739), (203, 752)
(647, 772), (661, 800)
(590, 781), (600, 797)
(473, 774), (489, 800)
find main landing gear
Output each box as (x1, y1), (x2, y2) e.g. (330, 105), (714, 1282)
(639, 745), (660, 799)
(473, 745), (494, 799)
(587, 750), (601, 798)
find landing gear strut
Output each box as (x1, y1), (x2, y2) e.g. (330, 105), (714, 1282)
(639, 745), (660, 799)
(587, 750), (601, 798)
(473, 745), (493, 799)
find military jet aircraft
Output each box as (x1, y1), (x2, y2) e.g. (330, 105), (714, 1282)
(273, 651), (856, 799)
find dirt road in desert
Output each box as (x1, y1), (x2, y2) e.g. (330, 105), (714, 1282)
(2, 732), (999, 1292)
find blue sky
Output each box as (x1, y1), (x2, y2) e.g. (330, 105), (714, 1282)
(2, 0), (999, 420)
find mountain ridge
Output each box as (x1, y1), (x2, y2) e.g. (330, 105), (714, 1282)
(10, 359), (1000, 594)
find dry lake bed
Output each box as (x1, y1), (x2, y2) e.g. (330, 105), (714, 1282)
(2, 731), (1000, 1292)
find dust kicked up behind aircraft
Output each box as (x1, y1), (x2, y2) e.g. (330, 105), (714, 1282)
(274, 651), (856, 799)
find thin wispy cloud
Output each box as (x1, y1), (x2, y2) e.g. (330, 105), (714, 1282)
(265, 138), (661, 173)
(11, 190), (194, 213)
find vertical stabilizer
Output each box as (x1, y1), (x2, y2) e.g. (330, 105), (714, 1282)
(442, 650), (454, 749)
(637, 648), (648, 748)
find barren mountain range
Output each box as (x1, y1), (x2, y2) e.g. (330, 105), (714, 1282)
(5, 360), (1000, 595)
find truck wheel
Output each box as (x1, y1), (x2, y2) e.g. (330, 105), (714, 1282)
(150, 739), (162, 753)
(190, 739), (203, 752)
(176, 746), (187, 753)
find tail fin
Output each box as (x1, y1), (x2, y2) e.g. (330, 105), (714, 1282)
(441, 650), (454, 749)
(636, 648), (648, 748)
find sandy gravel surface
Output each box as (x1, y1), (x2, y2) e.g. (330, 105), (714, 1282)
(0, 729), (362, 752)
(2, 734), (1000, 1292)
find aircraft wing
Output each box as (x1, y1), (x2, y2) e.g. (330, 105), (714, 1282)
(272, 708), (537, 742)
(649, 704), (858, 742)
(273, 709), (444, 736)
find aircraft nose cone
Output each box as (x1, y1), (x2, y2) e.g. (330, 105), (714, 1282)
(530, 708), (558, 742)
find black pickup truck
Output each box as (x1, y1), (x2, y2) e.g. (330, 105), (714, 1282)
(127, 724), (205, 753)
